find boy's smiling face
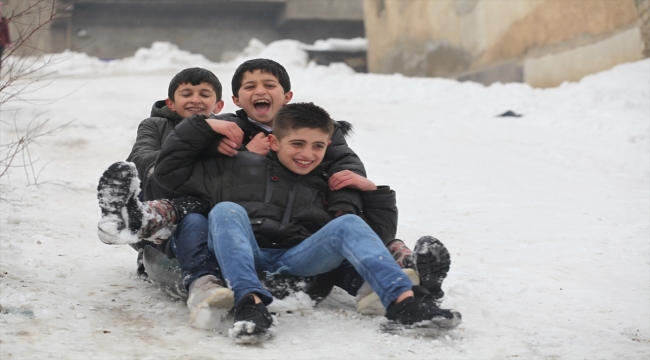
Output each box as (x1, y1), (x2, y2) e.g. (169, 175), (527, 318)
(233, 70), (293, 126)
(166, 82), (224, 119)
(269, 127), (331, 175)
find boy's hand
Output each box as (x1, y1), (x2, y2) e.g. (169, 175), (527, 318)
(328, 170), (377, 191)
(245, 132), (271, 156)
(206, 119), (243, 157)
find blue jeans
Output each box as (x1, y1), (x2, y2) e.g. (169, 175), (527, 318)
(208, 202), (413, 308)
(170, 213), (222, 290)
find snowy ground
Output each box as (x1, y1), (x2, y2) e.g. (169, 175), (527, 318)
(1, 40), (649, 359)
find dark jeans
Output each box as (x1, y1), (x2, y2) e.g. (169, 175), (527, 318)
(170, 213), (222, 291)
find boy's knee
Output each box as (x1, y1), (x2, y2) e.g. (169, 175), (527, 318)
(209, 201), (247, 218)
(334, 214), (364, 227)
(179, 213), (208, 230)
(183, 213), (207, 223)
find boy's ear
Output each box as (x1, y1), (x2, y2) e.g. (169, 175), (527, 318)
(165, 98), (176, 112)
(283, 91), (293, 105)
(232, 95), (241, 108)
(213, 100), (225, 114)
(268, 134), (279, 151)
(327, 140), (332, 147)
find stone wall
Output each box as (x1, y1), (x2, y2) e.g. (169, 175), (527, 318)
(363, 0), (647, 87)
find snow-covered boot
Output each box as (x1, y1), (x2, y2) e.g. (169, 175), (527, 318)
(97, 162), (143, 244)
(97, 161), (176, 244)
(387, 239), (414, 268)
(187, 275), (234, 330)
(356, 268), (420, 316)
(229, 294), (274, 344)
(413, 236), (450, 300)
(382, 285), (461, 336)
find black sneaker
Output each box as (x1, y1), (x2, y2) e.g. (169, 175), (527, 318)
(97, 162), (143, 244)
(382, 285), (461, 336)
(413, 236), (451, 300)
(229, 294), (274, 344)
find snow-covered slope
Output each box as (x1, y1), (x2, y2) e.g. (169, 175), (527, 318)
(1, 40), (648, 359)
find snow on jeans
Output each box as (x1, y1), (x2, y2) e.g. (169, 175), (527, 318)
(208, 202), (413, 308)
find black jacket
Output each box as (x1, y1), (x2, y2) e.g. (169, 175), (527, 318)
(126, 100), (182, 181)
(215, 109), (366, 215)
(154, 115), (398, 247)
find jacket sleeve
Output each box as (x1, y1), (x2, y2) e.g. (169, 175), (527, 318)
(324, 121), (367, 214)
(153, 115), (222, 201)
(361, 186), (398, 245)
(325, 122), (366, 177)
(126, 118), (166, 181)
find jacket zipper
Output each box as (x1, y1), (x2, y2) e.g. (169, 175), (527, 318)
(265, 164), (274, 203)
(280, 178), (297, 229)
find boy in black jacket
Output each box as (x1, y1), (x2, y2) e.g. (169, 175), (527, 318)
(101, 60), (451, 326)
(100, 103), (461, 343)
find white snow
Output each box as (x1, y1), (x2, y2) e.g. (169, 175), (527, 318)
(1, 41), (648, 359)
(302, 37), (368, 52)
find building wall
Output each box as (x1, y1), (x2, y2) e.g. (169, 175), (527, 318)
(363, 0), (646, 87)
(2, 0), (69, 56)
(3, 0), (364, 62)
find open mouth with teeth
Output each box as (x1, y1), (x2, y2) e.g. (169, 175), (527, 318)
(253, 99), (271, 113)
(185, 107), (205, 113)
(293, 159), (314, 168)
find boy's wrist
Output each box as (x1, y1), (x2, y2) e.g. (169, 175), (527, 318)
(363, 185), (390, 194)
(328, 203), (359, 215)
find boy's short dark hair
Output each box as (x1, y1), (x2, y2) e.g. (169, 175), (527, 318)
(168, 67), (222, 101)
(273, 102), (334, 140)
(231, 58), (291, 97)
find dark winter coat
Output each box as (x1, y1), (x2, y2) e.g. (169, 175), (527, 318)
(215, 109), (366, 215)
(126, 100), (183, 182)
(154, 115), (398, 248)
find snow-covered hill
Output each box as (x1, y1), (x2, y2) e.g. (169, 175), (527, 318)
(1, 40), (648, 359)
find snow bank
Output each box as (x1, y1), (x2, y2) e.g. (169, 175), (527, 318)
(301, 37), (368, 52)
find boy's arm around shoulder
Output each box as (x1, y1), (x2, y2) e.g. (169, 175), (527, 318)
(325, 121), (366, 177)
(327, 170), (397, 245)
(126, 117), (166, 181)
(153, 115), (225, 200)
(362, 186), (398, 246)
(324, 121), (367, 214)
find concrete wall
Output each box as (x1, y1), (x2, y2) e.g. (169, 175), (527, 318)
(3, 0), (364, 62)
(363, 0), (647, 87)
(282, 0), (363, 21)
(1, 0), (70, 56)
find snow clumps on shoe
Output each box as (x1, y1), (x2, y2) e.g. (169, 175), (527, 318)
(382, 285), (461, 337)
(97, 161), (177, 244)
(97, 162), (143, 245)
(229, 294), (274, 344)
(187, 275), (234, 330)
(413, 236), (451, 301)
